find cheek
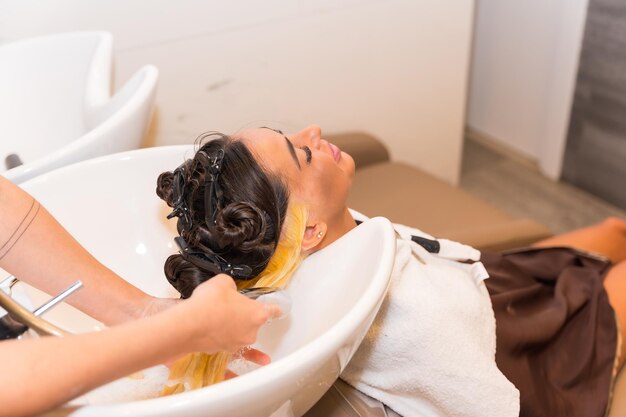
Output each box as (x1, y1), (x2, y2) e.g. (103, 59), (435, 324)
(312, 174), (334, 203)
(302, 170), (335, 208)
(323, 167), (350, 205)
(295, 163), (350, 212)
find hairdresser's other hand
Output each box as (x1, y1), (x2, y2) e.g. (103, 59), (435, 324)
(138, 296), (180, 319)
(181, 274), (281, 353)
(224, 347), (272, 380)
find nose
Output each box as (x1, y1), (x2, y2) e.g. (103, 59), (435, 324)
(293, 125), (322, 149)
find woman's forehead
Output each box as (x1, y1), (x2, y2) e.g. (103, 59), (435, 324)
(237, 128), (280, 156)
(234, 127), (275, 141)
(236, 128), (299, 177)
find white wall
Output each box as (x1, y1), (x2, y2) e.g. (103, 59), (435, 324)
(467, 0), (589, 179)
(0, 0), (474, 184)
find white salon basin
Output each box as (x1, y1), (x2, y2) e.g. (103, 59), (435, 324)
(0, 32), (158, 184)
(7, 146), (395, 417)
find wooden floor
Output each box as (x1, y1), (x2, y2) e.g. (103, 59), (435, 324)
(460, 138), (626, 235)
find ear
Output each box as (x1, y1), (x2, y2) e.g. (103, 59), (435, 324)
(301, 221), (327, 252)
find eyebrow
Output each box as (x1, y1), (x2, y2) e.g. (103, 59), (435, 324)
(260, 126), (301, 170)
(284, 137), (301, 170)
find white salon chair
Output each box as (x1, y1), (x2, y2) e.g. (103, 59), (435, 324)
(0, 31), (158, 183)
(5, 146), (395, 417)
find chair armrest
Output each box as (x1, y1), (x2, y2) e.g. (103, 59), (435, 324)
(325, 132), (390, 169)
(348, 161), (554, 252)
(448, 218), (553, 252)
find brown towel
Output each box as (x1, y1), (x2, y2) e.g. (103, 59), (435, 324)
(482, 247), (617, 417)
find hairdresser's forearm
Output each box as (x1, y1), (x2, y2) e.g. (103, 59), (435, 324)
(0, 177), (153, 324)
(0, 306), (201, 417)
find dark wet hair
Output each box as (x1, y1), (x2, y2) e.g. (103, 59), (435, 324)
(156, 133), (289, 298)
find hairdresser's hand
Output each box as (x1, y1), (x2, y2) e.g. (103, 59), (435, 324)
(181, 274), (282, 354)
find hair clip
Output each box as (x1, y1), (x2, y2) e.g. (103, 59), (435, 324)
(198, 149), (225, 226)
(167, 148), (225, 229)
(208, 149), (225, 176)
(167, 165), (192, 226)
(174, 236), (254, 280)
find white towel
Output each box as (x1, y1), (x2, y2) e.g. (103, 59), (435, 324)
(341, 216), (519, 417)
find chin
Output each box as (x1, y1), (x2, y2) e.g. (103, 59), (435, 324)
(342, 152), (356, 176)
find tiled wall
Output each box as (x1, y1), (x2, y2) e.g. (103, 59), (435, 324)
(563, 0), (626, 209)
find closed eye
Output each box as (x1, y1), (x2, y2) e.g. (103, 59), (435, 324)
(300, 146), (312, 164)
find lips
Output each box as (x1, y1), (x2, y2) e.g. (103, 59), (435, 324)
(329, 142), (341, 162)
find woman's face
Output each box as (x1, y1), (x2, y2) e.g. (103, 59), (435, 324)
(237, 125), (355, 226)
